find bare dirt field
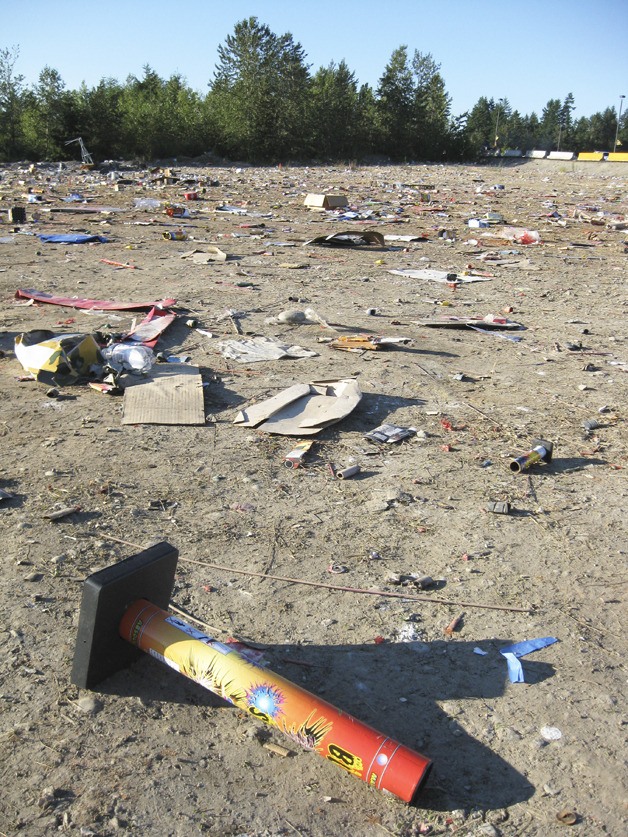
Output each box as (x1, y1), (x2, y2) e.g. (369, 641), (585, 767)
(0, 157), (626, 837)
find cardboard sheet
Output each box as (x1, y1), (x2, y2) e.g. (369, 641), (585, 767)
(122, 364), (205, 425)
(234, 378), (361, 435)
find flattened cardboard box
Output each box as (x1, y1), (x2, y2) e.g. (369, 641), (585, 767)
(122, 365), (205, 425)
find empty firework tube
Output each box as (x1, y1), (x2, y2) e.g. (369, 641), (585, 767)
(119, 599), (432, 803)
(336, 464), (361, 480)
(509, 439), (553, 473)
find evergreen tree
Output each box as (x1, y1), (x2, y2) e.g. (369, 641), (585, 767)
(310, 60), (359, 160)
(209, 17), (311, 161)
(411, 51), (451, 159)
(376, 46), (414, 159)
(23, 66), (70, 159)
(558, 92), (575, 150)
(71, 79), (124, 160)
(465, 97), (496, 155)
(0, 46), (25, 159)
(540, 98), (562, 150)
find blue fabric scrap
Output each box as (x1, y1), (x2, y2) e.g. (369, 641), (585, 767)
(500, 636), (558, 683)
(39, 234), (109, 244)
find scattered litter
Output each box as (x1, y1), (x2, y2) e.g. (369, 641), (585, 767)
(234, 378), (361, 436)
(263, 742), (291, 758)
(540, 725), (563, 742)
(99, 259), (138, 270)
(510, 439), (554, 473)
(122, 365), (205, 426)
(335, 464), (361, 480)
(414, 315), (524, 330)
(330, 334), (412, 352)
(500, 636), (558, 683)
(556, 809), (577, 825)
(14, 331), (101, 385)
(122, 307), (176, 347)
(383, 234), (428, 242)
(101, 343), (155, 375)
(388, 268), (491, 284)
(43, 505), (81, 521)
(303, 194), (348, 210)
(217, 336), (318, 363)
(284, 440), (315, 469)
(15, 289), (176, 310)
(473, 647), (488, 656)
(38, 233), (110, 244)
(265, 307), (328, 327)
(305, 230), (385, 248)
(364, 424), (416, 444)
(388, 573), (434, 590)
(444, 613), (464, 636)
(327, 563), (349, 574)
(180, 247), (227, 263)
(486, 501), (511, 515)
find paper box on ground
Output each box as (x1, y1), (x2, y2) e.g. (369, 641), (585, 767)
(303, 194), (349, 210)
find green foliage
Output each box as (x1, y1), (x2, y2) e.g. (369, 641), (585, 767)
(411, 51), (451, 159)
(376, 46), (415, 159)
(0, 45), (25, 158)
(209, 17), (311, 162)
(0, 29), (622, 164)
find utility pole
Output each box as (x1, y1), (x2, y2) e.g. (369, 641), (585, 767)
(614, 95), (625, 153)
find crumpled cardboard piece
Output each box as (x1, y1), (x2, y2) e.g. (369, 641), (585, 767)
(234, 378), (362, 435)
(180, 247), (228, 263)
(305, 230), (385, 248)
(14, 331), (101, 385)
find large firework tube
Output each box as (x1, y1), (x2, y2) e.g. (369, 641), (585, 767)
(120, 599), (432, 803)
(509, 438), (554, 473)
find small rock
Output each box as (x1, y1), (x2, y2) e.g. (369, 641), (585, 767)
(478, 825), (500, 837)
(486, 809), (508, 825)
(38, 787), (57, 809)
(540, 725), (562, 741)
(77, 695), (103, 716)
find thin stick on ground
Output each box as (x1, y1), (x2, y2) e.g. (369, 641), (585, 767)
(93, 532), (531, 613)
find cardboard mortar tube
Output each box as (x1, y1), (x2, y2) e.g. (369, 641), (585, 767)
(119, 600), (432, 802)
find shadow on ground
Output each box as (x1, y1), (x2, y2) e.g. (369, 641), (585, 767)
(96, 635), (543, 813)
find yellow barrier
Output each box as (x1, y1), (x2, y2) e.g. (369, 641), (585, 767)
(577, 152), (605, 162)
(607, 152), (628, 162)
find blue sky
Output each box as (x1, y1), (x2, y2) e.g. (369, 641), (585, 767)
(4, 0), (627, 119)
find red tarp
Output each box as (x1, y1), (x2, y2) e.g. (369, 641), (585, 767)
(15, 289), (176, 311)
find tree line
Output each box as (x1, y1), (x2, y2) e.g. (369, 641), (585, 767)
(0, 18), (625, 165)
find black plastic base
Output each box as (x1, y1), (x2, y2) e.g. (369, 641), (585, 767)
(71, 542), (178, 689)
(532, 439), (554, 462)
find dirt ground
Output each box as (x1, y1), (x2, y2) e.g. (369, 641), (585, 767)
(0, 157), (626, 837)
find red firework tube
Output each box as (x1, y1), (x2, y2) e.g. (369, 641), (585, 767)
(119, 600), (432, 802)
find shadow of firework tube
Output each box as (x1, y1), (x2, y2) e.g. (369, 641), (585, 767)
(120, 599), (432, 802)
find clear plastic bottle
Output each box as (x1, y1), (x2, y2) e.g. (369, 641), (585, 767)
(100, 343), (155, 374)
